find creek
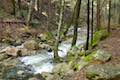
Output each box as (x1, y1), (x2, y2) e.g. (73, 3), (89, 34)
(19, 27), (88, 74)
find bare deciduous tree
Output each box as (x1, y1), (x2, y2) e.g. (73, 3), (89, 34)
(54, 0), (64, 62)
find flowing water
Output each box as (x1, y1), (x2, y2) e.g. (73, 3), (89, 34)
(19, 28), (88, 74)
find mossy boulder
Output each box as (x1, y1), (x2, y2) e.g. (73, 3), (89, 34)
(94, 50), (111, 62)
(23, 40), (39, 50)
(67, 49), (111, 71)
(53, 63), (72, 74)
(37, 32), (55, 45)
(92, 30), (109, 47)
(86, 64), (120, 80)
(0, 53), (8, 61)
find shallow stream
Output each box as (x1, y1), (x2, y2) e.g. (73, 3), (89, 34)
(19, 28), (88, 74)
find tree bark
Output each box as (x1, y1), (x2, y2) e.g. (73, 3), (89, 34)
(63, 8), (75, 37)
(18, 0), (21, 10)
(11, 0), (16, 16)
(91, 0), (94, 47)
(96, 0), (101, 30)
(54, 0), (64, 62)
(18, 0), (22, 16)
(71, 0), (82, 47)
(86, 0), (90, 50)
(107, 0), (111, 33)
(26, 0), (34, 26)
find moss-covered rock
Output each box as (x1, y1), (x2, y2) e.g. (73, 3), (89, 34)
(53, 63), (72, 74)
(67, 49), (112, 71)
(94, 50), (111, 62)
(23, 40), (39, 50)
(86, 64), (120, 80)
(0, 53), (8, 61)
(37, 32), (55, 45)
(92, 30), (109, 47)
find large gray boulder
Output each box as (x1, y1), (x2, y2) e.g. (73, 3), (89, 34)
(94, 50), (111, 62)
(86, 64), (120, 80)
(2, 65), (45, 80)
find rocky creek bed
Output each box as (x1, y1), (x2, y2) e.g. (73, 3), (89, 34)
(0, 28), (120, 80)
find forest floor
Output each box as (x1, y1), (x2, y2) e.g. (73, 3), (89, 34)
(97, 27), (120, 56)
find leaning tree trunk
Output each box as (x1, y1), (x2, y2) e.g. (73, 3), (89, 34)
(54, 0), (64, 62)
(63, 3), (77, 37)
(86, 0), (90, 50)
(71, 0), (82, 47)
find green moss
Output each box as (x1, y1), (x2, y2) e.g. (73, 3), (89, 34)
(83, 51), (96, 62)
(92, 30), (109, 47)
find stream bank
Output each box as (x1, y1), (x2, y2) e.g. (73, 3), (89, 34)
(0, 27), (87, 79)
(0, 28), (120, 80)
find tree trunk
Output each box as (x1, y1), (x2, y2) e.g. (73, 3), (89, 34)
(18, 0), (21, 16)
(63, 1), (79, 37)
(96, 0), (101, 30)
(91, 0), (94, 47)
(107, 0), (111, 33)
(18, 0), (21, 10)
(11, 0), (16, 16)
(71, 0), (82, 47)
(86, 0), (90, 50)
(26, 0), (34, 26)
(63, 9), (75, 37)
(37, 0), (40, 12)
(54, 0), (64, 62)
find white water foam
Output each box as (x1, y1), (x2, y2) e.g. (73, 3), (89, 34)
(19, 28), (87, 74)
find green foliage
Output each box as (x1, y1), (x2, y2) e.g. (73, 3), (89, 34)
(44, 32), (54, 41)
(83, 51), (96, 62)
(67, 46), (83, 62)
(72, 49), (110, 71)
(67, 46), (95, 71)
(42, 32), (55, 45)
(92, 30), (109, 47)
